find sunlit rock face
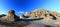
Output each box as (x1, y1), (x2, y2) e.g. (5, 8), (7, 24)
(0, 10), (30, 27)
(20, 9), (60, 27)
(20, 9), (60, 19)
(20, 14), (24, 18)
(0, 9), (60, 27)
(0, 10), (17, 22)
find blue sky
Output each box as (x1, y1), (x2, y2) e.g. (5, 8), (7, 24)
(0, 0), (60, 15)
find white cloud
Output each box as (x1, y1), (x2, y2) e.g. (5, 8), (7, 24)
(18, 11), (24, 14)
(18, 11), (28, 14)
(25, 12), (28, 14)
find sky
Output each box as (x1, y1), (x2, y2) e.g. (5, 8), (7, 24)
(0, 0), (60, 15)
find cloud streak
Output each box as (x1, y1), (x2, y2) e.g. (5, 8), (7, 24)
(18, 11), (24, 14)
(18, 11), (28, 15)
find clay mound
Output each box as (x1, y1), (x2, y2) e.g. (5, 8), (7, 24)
(20, 9), (60, 20)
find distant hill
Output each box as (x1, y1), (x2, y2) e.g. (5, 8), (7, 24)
(0, 14), (6, 18)
(20, 9), (60, 20)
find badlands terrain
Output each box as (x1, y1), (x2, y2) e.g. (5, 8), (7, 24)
(0, 9), (60, 27)
(20, 9), (60, 27)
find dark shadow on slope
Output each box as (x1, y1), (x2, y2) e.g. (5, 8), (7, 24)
(14, 15), (21, 21)
(49, 14), (57, 20)
(22, 15), (29, 18)
(19, 18), (43, 21)
(45, 25), (53, 27)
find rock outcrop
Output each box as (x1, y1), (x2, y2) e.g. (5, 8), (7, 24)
(0, 10), (20, 22)
(20, 9), (60, 27)
(0, 10), (30, 27)
(20, 9), (60, 20)
(0, 9), (60, 27)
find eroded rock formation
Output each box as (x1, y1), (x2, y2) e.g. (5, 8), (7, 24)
(20, 9), (60, 27)
(20, 9), (60, 20)
(0, 9), (60, 27)
(0, 10), (30, 27)
(0, 10), (20, 22)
